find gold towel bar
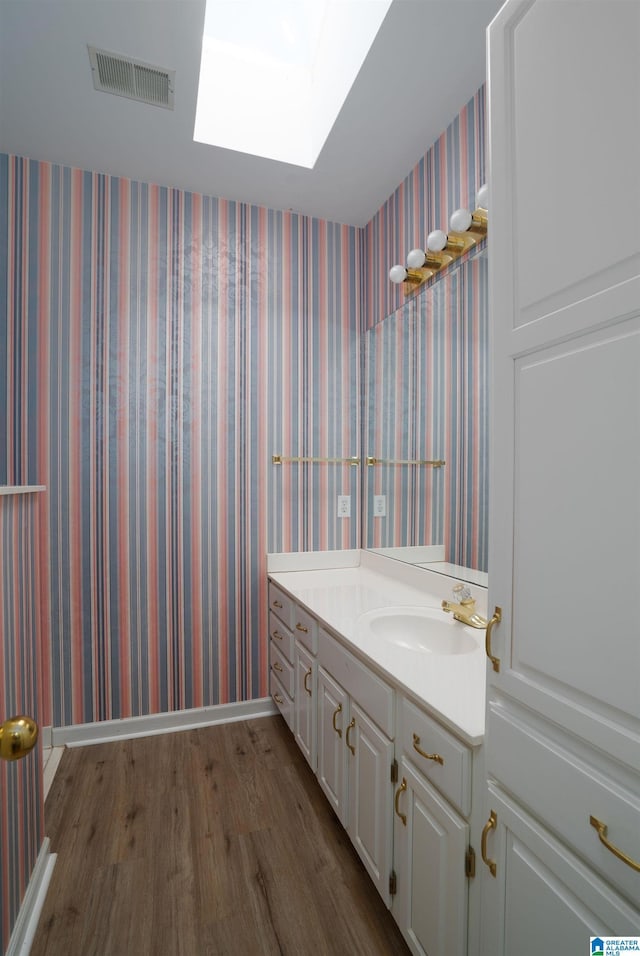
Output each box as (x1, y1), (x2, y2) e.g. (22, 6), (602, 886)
(366, 456), (445, 467)
(272, 455), (360, 466)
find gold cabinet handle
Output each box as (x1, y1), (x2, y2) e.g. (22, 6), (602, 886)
(590, 815), (640, 873)
(481, 810), (497, 877)
(332, 703), (343, 738)
(346, 718), (356, 755)
(273, 693), (284, 705)
(296, 622), (309, 633)
(303, 667), (312, 696)
(412, 733), (444, 765)
(272, 629), (284, 641)
(273, 661), (283, 673)
(485, 607), (502, 673)
(394, 778), (407, 827)
(273, 600), (283, 609)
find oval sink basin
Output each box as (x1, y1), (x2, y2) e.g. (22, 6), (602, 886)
(358, 606), (478, 656)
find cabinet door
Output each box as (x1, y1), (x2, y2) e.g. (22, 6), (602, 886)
(485, 0), (640, 921)
(487, 0), (640, 768)
(294, 641), (317, 770)
(479, 784), (640, 955)
(317, 666), (349, 826)
(347, 701), (394, 906)
(393, 758), (468, 956)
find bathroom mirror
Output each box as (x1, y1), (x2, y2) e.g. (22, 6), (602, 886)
(362, 249), (488, 582)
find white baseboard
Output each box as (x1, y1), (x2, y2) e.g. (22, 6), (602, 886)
(51, 698), (278, 748)
(40, 726), (52, 750)
(6, 838), (56, 956)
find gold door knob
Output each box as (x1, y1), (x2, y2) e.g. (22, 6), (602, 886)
(0, 715), (39, 761)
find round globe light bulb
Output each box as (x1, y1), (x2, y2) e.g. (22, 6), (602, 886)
(426, 229), (447, 252)
(450, 207), (472, 232)
(476, 183), (488, 210)
(406, 248), (426, 269)
(389, 264), (408, 284)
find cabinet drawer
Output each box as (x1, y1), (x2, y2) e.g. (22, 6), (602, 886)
(318, 628), (394, 738)
(292, 604), (317, 655)
(489, 701), (640, 906)
(270, 671), (293, 731)
(269, 639), (294, 698)
(269, 610), (294, 664)
(399, 697), (472, 817)
(268, 581), (293, 629)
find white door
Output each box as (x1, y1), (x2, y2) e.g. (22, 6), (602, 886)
(484, 0), (640, 934)
(393, 757), (468, 956)
(347, 701), (394, 905)
(316, 666), (349, 825)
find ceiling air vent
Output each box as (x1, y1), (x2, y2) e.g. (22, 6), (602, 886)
(88, 46), (175, 110)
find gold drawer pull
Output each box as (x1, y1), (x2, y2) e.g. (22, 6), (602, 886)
(485, 607), (502, 673)
(590, 815), (640, 873)
(273, 600), (283, 609)
(303, 667), (312, 696)
(346, 718), (356, 755)
(394, 778), (407, 826)
(272, 630), (283, 641)
(332, 703), (343, 738)
(273, 661), (283, 673)
(412, 733), (444, 765)
(296, 622), (309, 633)
(274, 693), (284, 705)
(481, 810), (497, 877)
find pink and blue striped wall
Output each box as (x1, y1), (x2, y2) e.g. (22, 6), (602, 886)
(0, 87), (485, 945)
(363, 253), (488, 571)
(0, 494), (43, 955)
(0, 156), (361, 728)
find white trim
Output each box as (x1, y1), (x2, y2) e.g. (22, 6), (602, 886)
(6, 838), (56, 956)
(267, 549), (361, 572)
(0, 486), (45, 496)
(40, 726), (52, 750)
(51, 698), (278, 748)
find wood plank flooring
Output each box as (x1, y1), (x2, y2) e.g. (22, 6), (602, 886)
(32, 716), (410, 955)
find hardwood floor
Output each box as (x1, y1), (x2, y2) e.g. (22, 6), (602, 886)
(32, 716), (410, 955)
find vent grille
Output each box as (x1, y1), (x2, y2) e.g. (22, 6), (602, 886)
(88, 46), (174, 109)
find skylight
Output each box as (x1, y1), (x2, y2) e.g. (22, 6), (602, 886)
(194, 0), (392, 168)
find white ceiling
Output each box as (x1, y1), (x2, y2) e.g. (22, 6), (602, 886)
(0, 0), (503, 227)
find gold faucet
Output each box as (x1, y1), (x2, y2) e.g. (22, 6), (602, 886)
(442, 584), (488, 629)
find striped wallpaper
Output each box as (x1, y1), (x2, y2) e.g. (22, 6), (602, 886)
(0, 155), (360, 728)
(363, 251), (488, 571)
(1, 88), (485, 945)
(0, 494), (43, 955)
(363, 87), (485, 328)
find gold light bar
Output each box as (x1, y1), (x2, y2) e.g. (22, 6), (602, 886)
(272, 455), (360, 466)
(366, 456), (445, 467)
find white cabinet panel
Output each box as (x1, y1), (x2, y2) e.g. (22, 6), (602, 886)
(294, 640), (317, 770)
(480, 785), (640, 955)
(512, 321), (640, 726)
(317, 666), (349, 825)
(394, 758), (468, 956)
(348, 701), (394, 906)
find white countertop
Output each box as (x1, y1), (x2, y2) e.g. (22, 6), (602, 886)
(268, 550), (486, 745)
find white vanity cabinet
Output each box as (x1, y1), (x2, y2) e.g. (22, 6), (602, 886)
(484, 0), (640, 947)
(392, 696), (475, 956)
(317, 627), (395, 905)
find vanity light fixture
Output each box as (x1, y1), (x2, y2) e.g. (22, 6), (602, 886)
(389, 183), (488, 292)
